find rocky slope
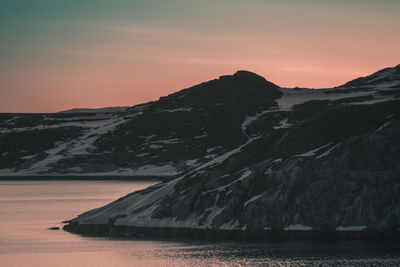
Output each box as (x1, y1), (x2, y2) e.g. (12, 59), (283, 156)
(0, 71), (282, 177)
(61, 65), (400, 239)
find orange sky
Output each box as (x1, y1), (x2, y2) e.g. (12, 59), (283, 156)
(1, 0), (399, 113)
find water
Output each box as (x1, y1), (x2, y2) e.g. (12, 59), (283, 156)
(0, 180), (399, 267)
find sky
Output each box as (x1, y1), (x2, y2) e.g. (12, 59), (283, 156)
(1, 0), (400, 113)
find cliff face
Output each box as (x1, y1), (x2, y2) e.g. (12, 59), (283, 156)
(62, 65), (400, 238)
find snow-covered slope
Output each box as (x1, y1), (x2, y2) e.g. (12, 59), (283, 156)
(61, 65), (400, 240)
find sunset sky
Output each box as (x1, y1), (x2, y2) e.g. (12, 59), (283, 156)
(1, 0), (399, 113)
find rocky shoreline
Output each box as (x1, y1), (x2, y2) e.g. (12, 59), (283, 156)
(63, 222), (400, 241)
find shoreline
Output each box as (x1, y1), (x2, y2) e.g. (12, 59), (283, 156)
(63, 222), (400, 242)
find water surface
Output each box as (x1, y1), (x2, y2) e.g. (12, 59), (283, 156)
(0, 180), (399, 267)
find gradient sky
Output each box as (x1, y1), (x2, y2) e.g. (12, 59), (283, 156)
(1, 0), (400, 113)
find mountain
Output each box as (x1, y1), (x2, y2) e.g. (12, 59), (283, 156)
(0, 71), (282, 177)
(2, 65), (400, 240)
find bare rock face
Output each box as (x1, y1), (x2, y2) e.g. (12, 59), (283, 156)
(240, 122), (400, 232)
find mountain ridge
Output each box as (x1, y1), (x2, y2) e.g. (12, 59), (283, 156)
(1, 65), (399, 178)
(339, 64), (400, 88)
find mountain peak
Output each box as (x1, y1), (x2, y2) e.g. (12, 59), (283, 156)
(216, 70), (280, 92)
(162, 71), (282, 105)
(217, 70), (274, 85)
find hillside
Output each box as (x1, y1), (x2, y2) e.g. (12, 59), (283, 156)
(0, 71), (281, 177)
(60, 65), (400, 239)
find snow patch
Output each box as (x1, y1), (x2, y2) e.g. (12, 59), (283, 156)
(150, 138), (183, 145)
(28, 141), (69, 172)
(185, 159), (199, 167)
(284, 224), (313, 231)
(206, 147), (222, 153)
(149, 144), (163, 149)
(295, 143), (332, 157)
(315, 144), (338, 159)
(273, 117), (292, 129)
(68, 167), (83, 172)
(244, 194), (263, 207)
(193, 133), (208, 139)
(219, 220), (240, 230)
(336, 225), (367, 231)
(157, 108), (192, 113)
(144, 135), (157, 140)
(204, 170), (252, 194)
(276, 87), (378, 111)
(238, 170), (252, 180)
(78, 176), (182, 226)
(375, 120), (393, 132)
(136, 152), (150, 157)
(193, 137), (258, 172)
(202, 206), (224, 228)
(132, 164), (178, 176)
(348, 95), (397, 105)
(241, 108), (277, 136)
(20, 154), (38, 160)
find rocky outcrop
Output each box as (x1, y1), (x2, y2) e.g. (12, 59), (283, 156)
(64, 65), (400, 240)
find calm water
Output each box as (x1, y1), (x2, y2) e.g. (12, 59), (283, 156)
(0, 180), (399, 267)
